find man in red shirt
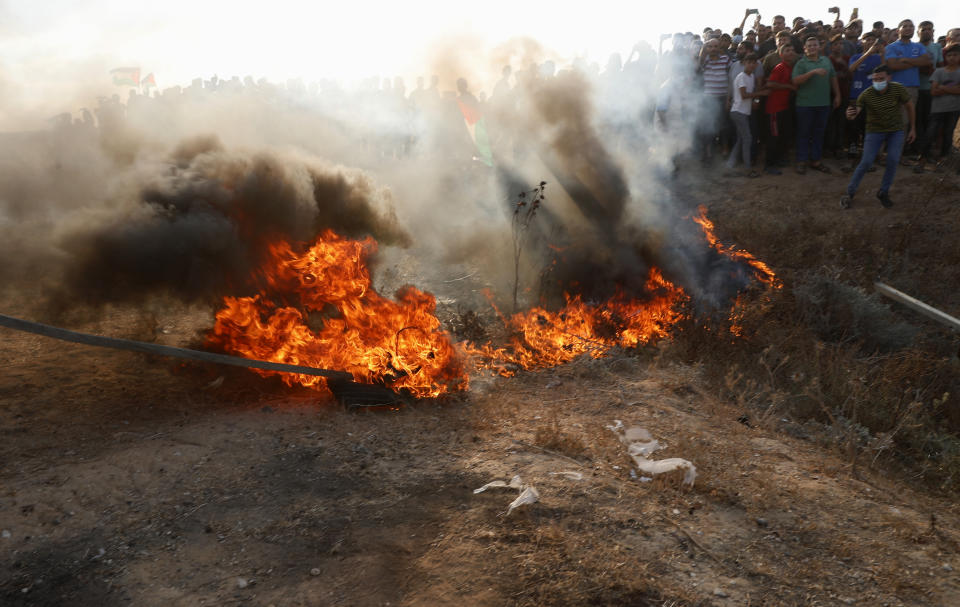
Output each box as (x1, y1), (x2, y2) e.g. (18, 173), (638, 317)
(763, 44), (799, 174)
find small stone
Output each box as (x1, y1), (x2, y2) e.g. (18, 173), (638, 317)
(943, 563), (954, 572)
(755, 518), (769, 528)
(1, 529), (11, 538)
(236, 578), (248, 589)
(713, 588), (729, 597)
(310, 568), (321, 576)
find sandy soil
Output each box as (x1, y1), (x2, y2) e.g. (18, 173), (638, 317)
(3, 160), (960, 606)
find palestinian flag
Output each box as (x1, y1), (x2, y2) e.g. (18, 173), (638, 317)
(457, 96), (494, 167)
(110, 67), (140, 86)
(141, 73), (157, 89)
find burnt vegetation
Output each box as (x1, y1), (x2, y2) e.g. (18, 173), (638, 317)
(661, 182), (960, 493)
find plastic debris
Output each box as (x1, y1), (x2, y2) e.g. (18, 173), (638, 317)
(609, 422), (697, 486)
(474, 475), (523, 494)
(549, 471), (583, 481)
(623, 427), (653, 442)
(507, 486), (540, 515)
(627, 439), (662, 457)
(632, 456), (697, 486)
(606, 419), (625, 432)
(474, 475), (540, 515)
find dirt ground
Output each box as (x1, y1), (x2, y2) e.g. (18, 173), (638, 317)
(3, 159), (960, 606)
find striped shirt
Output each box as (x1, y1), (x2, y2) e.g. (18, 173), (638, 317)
(701, 54), (730, 97)
(856, 81), (910, 133)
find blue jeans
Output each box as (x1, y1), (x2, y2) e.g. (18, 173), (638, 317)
(846, 130), (904, 196)
(795, 105), (831, 163)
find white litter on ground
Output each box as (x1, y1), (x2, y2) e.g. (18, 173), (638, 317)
(473, 474), (523, 494)
(549, 471), (584, 481)
(507, 486), (540, 515)
(610, 422), (697, 486)
(474, 475), (540, 515)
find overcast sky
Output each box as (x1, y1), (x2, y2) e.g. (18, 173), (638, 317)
(0, 1), (954, 127)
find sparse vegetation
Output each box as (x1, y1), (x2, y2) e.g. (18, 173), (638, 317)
(510, 182), (546, 313)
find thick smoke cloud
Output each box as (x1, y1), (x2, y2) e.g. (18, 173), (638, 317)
(0, 37), (752, 328)
(45, 136), (409, 312)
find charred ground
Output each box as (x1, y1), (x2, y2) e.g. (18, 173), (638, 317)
(2, 160), (960, 606)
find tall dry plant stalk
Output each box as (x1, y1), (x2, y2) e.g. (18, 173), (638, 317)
(510, 181), (546, 313)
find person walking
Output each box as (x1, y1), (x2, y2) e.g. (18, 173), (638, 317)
(840, 65), (916, 209)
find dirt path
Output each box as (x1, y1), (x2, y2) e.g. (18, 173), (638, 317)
(2, 308), (959, 606)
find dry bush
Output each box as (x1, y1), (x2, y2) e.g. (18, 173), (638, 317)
(792, 271), (918, 352)
(663, 276), (960, 492)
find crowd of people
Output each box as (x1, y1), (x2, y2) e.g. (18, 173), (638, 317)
(51, 8), (960, 210)
(656, 9), (959, 208)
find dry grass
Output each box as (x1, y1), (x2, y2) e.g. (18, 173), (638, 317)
(532, 409), (587, 458)
(662, 280), (960, 493)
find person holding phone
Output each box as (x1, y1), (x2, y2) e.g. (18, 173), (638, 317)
(845, 32), (885, 161)
(840, 65), (915, 209)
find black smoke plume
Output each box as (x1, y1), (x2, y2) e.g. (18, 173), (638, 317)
(47, 136), (409, 313)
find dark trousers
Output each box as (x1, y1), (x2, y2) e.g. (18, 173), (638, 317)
(845, 108), (866, 151)
(765, 110), (789, 168)
(919, 111), (960, 159)
(824, 105), (848, 154)
(795, 105), (831, 163)
(914, 89), (933, 154)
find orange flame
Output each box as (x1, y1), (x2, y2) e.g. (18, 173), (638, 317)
(692, 205), (780, 336)
(210, 207), (779, 397)
(463, 269), (686, 376)
(692, 205), (780, 289)
(207, 230), (466, 398)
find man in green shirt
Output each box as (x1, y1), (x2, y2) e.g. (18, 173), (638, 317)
(792, 36), (842, 174)
(840, 65), (916, 208)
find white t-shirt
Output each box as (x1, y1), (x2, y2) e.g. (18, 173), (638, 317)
(731, 71), (755, 115)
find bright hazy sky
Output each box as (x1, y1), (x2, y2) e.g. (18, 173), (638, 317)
(0, 1), (954, 116)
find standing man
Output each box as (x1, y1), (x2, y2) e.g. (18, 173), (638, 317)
(697, 38), (732, 165)
(840, 65), (916, 209)
(915, 43), (960, 173)
(916, 21), (944, 155)
(884, 20), (931, 159)
(792, 36), (841, 173)
(764, 44), (798, 174)
(727, 53), (765, 176)
(759, 15), (787, 57)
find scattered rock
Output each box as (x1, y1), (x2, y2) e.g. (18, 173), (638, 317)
(236, 577), (248, 589)
(943, 563), (954, 572)
(755, 518), (769, 528)
(1, 529), (10, 538)
(713, 588), (729, 597)
(310, 568), (321, 576)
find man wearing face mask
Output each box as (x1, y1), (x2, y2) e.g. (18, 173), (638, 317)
(840, 65), (915, 209)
